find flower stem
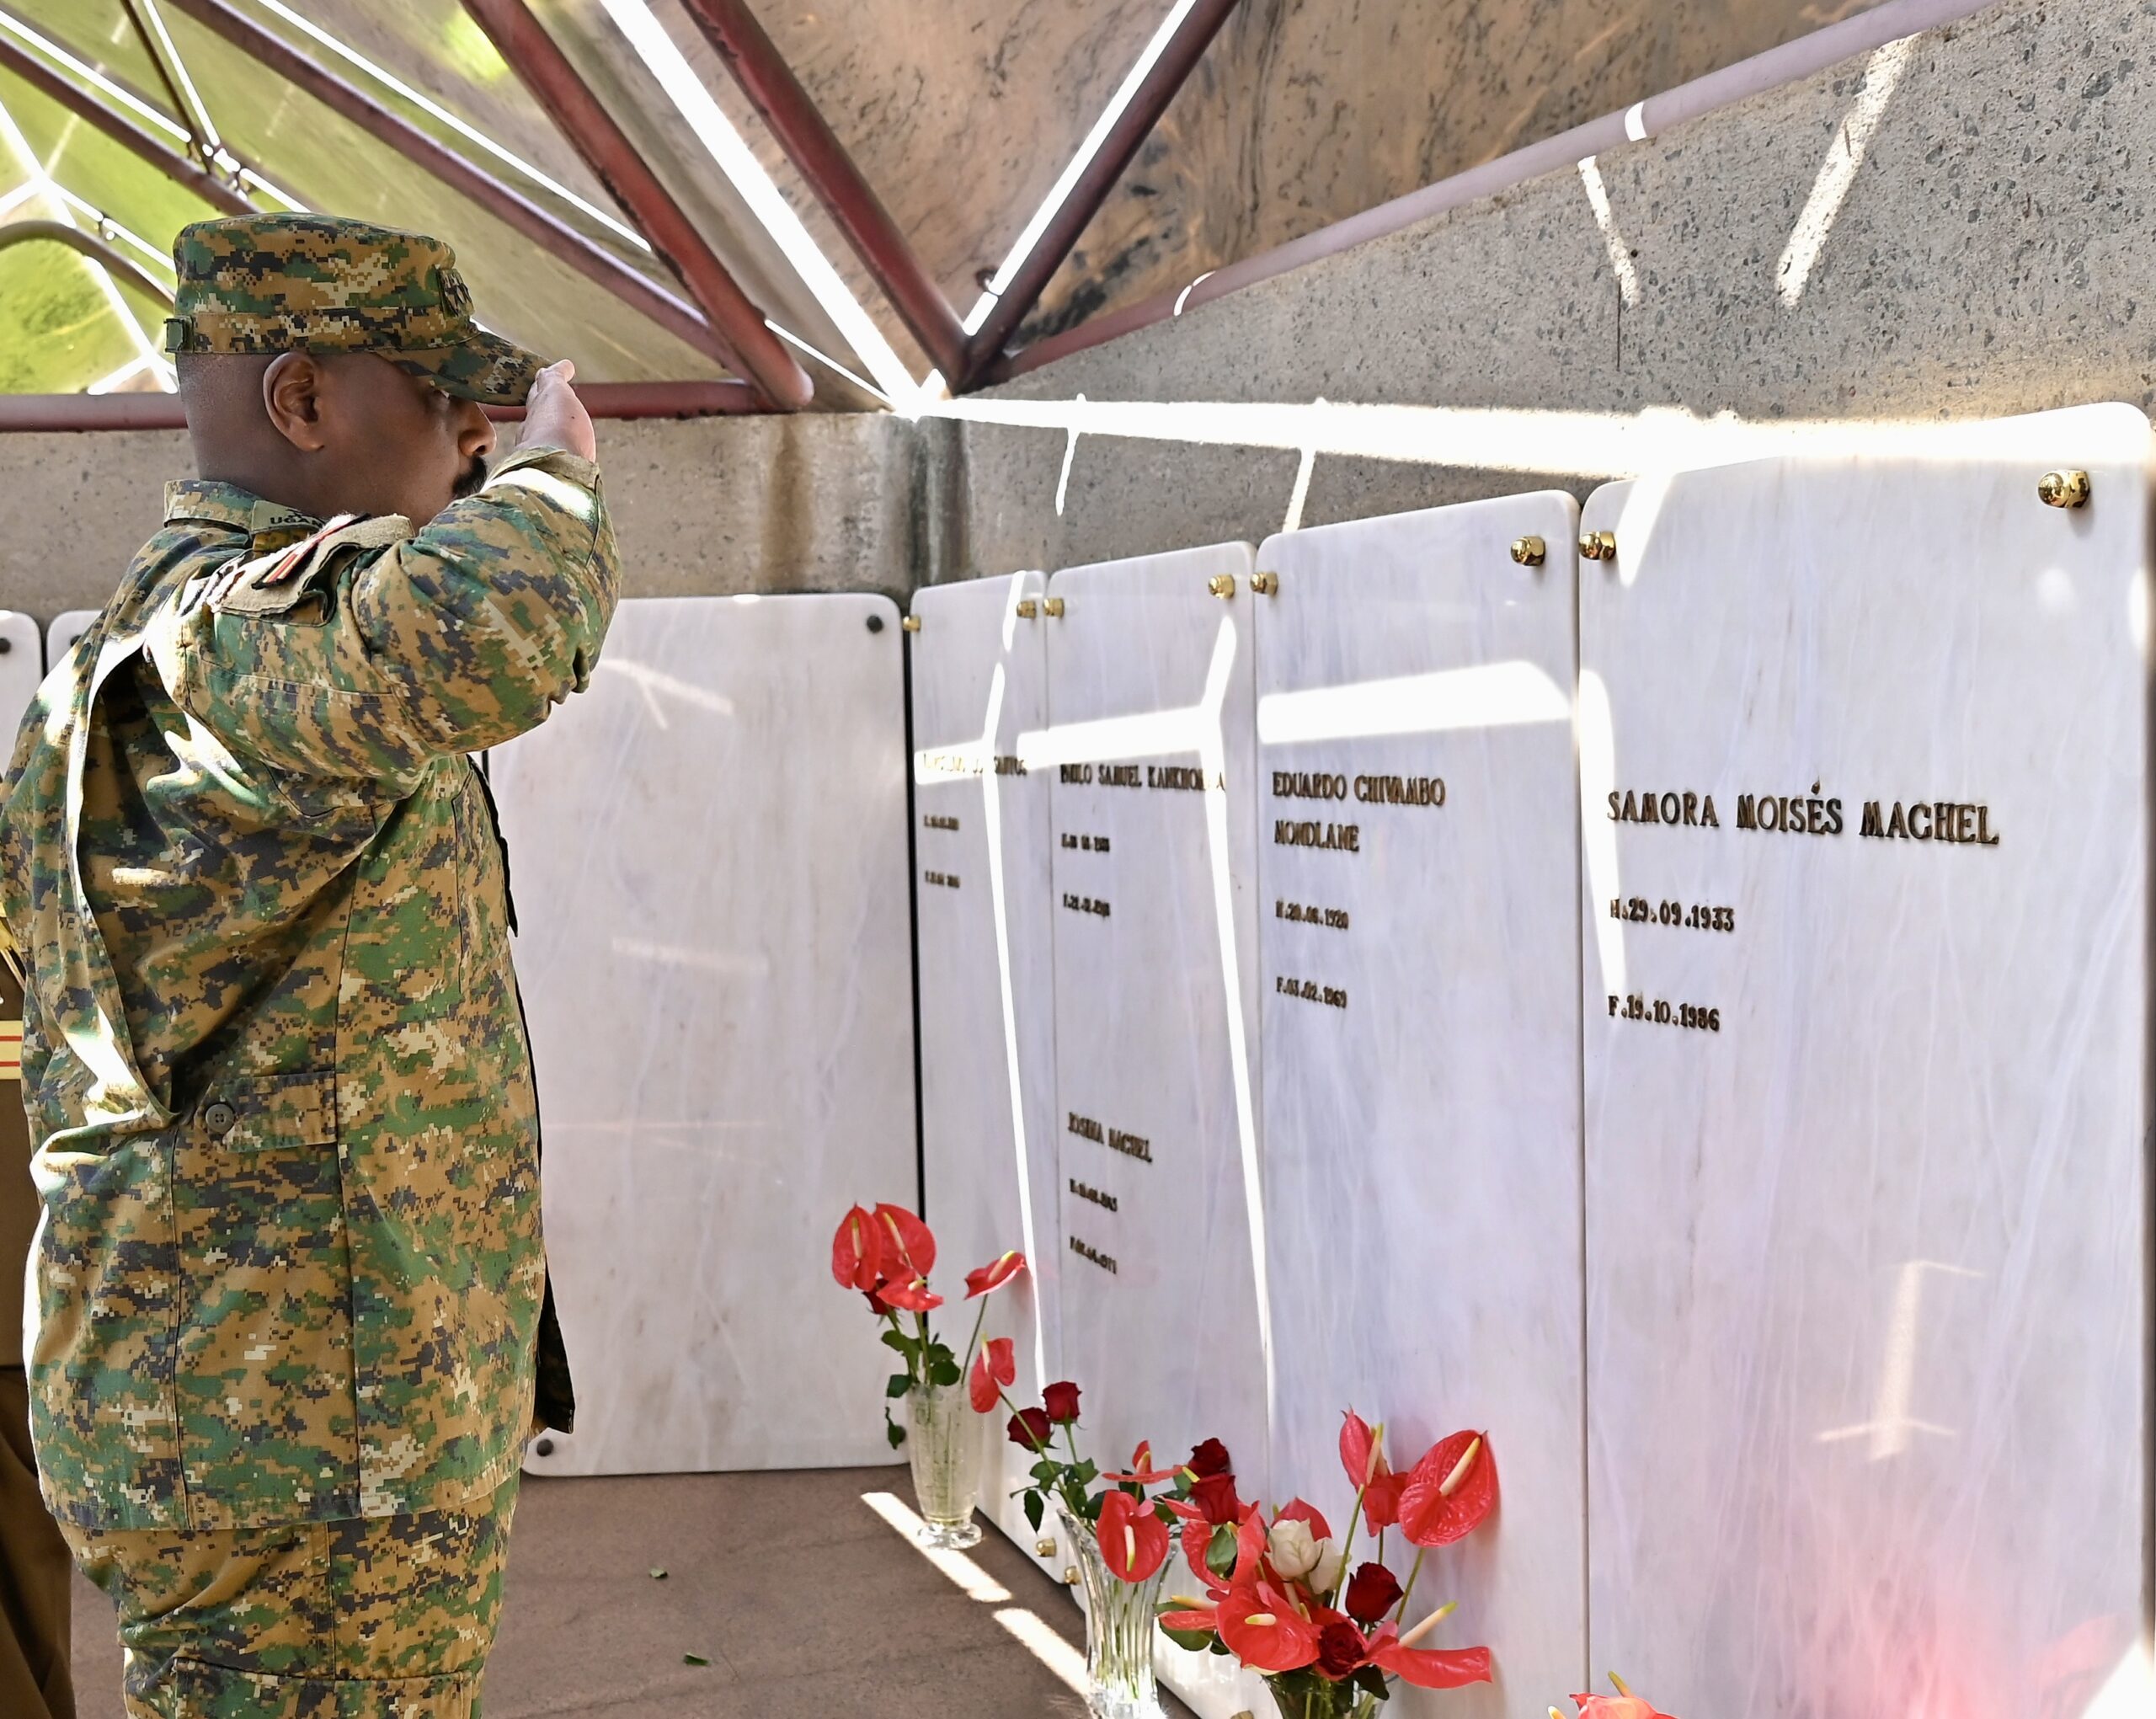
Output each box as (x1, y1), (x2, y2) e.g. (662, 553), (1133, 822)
(1330, 1484), (1368, 1606)
(961, 1295), (990, 1370)
(1395, 1546), (1427, 1620)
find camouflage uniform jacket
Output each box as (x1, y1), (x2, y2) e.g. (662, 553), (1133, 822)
(0, 443), (617, 1531)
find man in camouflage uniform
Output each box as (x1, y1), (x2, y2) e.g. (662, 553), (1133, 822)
(0, 213), (618, 1716)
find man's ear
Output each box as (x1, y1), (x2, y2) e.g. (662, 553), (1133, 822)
(262, 352), (328, 452)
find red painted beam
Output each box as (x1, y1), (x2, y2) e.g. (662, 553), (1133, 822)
(0, 220), (176, 306)
(677, 0), (965, 382)
(958, 0), (1243, 389)
(0, 30), (251, 216)
(161, 0), (729, 371)
(460, 0), (814, 410)
(0, 381), (769, 433)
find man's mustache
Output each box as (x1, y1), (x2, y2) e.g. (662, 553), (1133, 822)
(454, 454), (489, 499)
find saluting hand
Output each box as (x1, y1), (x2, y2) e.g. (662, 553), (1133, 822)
(524, 359), (597, 463)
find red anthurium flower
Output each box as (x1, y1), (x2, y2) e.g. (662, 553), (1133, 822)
(969, 1337), (1015, 1412)
(1187, 1437), (1233, 1478)
(1341, 1410), (1406, 1529)
(1273, 1497), (1332, 1542)
(1364, 1470), (1408, 1530)
(1342, 1562), (1403, 1624)
(877, 1276), (943, 1314)
(1188, 1472), (1245, 1525)
(873, 1203), (936, 1280)
(1573, 1675), (1678, 1718)
(1397, 1431), (1498, 1548)
(1042, 1380), (1081, 1423)
(1218, 1577), (1320, 1674)
(1340, 1412), (1384, 1487)
(963, 1249), (1027, 1299)
(1097, 1491), (1171, 1583)
(1367, 1625), (1492, 1691)
(1007, 1407), (1053, 1450)
(1106, 1442), (1178, 1485)
(832, 1205), (882, 1291)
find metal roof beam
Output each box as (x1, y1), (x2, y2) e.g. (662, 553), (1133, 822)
(461, 0), (814, 410)
(0, 379), (771, 431)
(958, 0), (1243, 390)
(677, 0), (965, 384)
(0, 217), (176, 305)
(0, 29), (250, 216)
(161, 0), (734, 373)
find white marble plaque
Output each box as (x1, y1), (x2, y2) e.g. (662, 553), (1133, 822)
(45, 610), (95, 669)
(1043, 542), (1270, 1493)
(1582, 406), (2153, 1716)
(0, 611), (43, 741)
(493, 594), (917, 1476)
(1254, 495), (1584, 1716)
(908, 572), (1062, 1564)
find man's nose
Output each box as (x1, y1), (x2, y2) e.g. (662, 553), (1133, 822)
(456, 398), (496, 462)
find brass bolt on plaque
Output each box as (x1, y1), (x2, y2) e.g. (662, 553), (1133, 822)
(1579, 530), (1618, 561)
(1062, 1566), (1081, 1586)
(901, 615), (921, 633)
(1510, 535), (1547, 567)
(1207, 573), (1237, 600)
(2037, 469), (2091, 509)
(1035, 1536), (1058, 1558)
(1016, 598), (1040, 619)
(1044, 596), (1066, 617)
(1251, 571), (1279, 595)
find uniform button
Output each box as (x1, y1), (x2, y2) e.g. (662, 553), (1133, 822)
(204, 1102), (237, 1137)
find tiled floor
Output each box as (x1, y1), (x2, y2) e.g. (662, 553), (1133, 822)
(68, 1465), (1196, 1717)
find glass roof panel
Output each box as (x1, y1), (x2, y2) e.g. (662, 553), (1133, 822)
(1, 1), (174, 118)
(208, 0), (648, 267)
(0, 185), (157, 392)
(536, 0), (889, 395)
(154, 4), (723, 382)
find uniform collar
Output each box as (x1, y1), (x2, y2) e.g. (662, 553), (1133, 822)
(163, 480), (322, 552)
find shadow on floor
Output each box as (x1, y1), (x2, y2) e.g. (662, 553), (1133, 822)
(69, 1463), (1198, 1717)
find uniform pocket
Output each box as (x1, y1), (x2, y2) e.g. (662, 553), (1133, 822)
(195, 1070), (336, 1152)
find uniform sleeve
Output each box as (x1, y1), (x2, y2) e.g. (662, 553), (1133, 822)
(151, 446), (620, 789)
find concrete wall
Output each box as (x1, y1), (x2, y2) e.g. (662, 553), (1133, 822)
(0, 411), (932, 627)
(4, 1), (2148, 613)
(952, 0), (2155, 577)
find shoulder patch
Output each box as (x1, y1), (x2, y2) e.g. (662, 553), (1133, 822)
(212, 513), (415, 617)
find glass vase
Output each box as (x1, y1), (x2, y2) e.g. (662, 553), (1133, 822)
(1059, 1503), (1169, 1719)
(1263, 1675), (1384, 1716)
(904, 1380), (984, 1549)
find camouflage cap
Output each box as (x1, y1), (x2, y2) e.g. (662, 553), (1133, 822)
(164, 214), (547, 405)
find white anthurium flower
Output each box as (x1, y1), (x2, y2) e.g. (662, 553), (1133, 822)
(1309, 1539), (1346, 1599)
(1267, 1519), (1323, 1581)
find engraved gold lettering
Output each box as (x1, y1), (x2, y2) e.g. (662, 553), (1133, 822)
(1069, 1236), (1119, 1274)
(1273, 819), (1361, 852)
(922, 814), (959, 831)
(1067, 1113), (1104, 1143)
(1067, 1177), (1118, 1214)
(923, 870), (960, 889)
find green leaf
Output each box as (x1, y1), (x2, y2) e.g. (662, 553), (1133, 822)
(885, 1412), (907, 1449)
(1024, 1491), (1044, 1532)
(1205, 1524), (1238, 1578)
(1070, 1460), (1098, 1487)
(1353, 1665), (1391, 1700)
(886, 1373), (912, 1399)
(1161, 1625), (1214, 1653)
(881, 1330), (916, 1359)
(683, 1653), (710, 1667)
(1030, 1459), (1061, 1486)
(929, 1358), (963, 1389)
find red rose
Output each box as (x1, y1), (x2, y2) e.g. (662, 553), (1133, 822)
(1042, 1380), (1081, 1424)
(1187, 1437), (1232, 1478)
(1188, 1472), (1243, 1524)
(1007, 1407), (1053, 1450)
(1343, 1562), (1403, 1624)
(1316, 1621), (1368, 1679)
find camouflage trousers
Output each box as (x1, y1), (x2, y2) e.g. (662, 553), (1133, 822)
(62, 1477), (518, 1718)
